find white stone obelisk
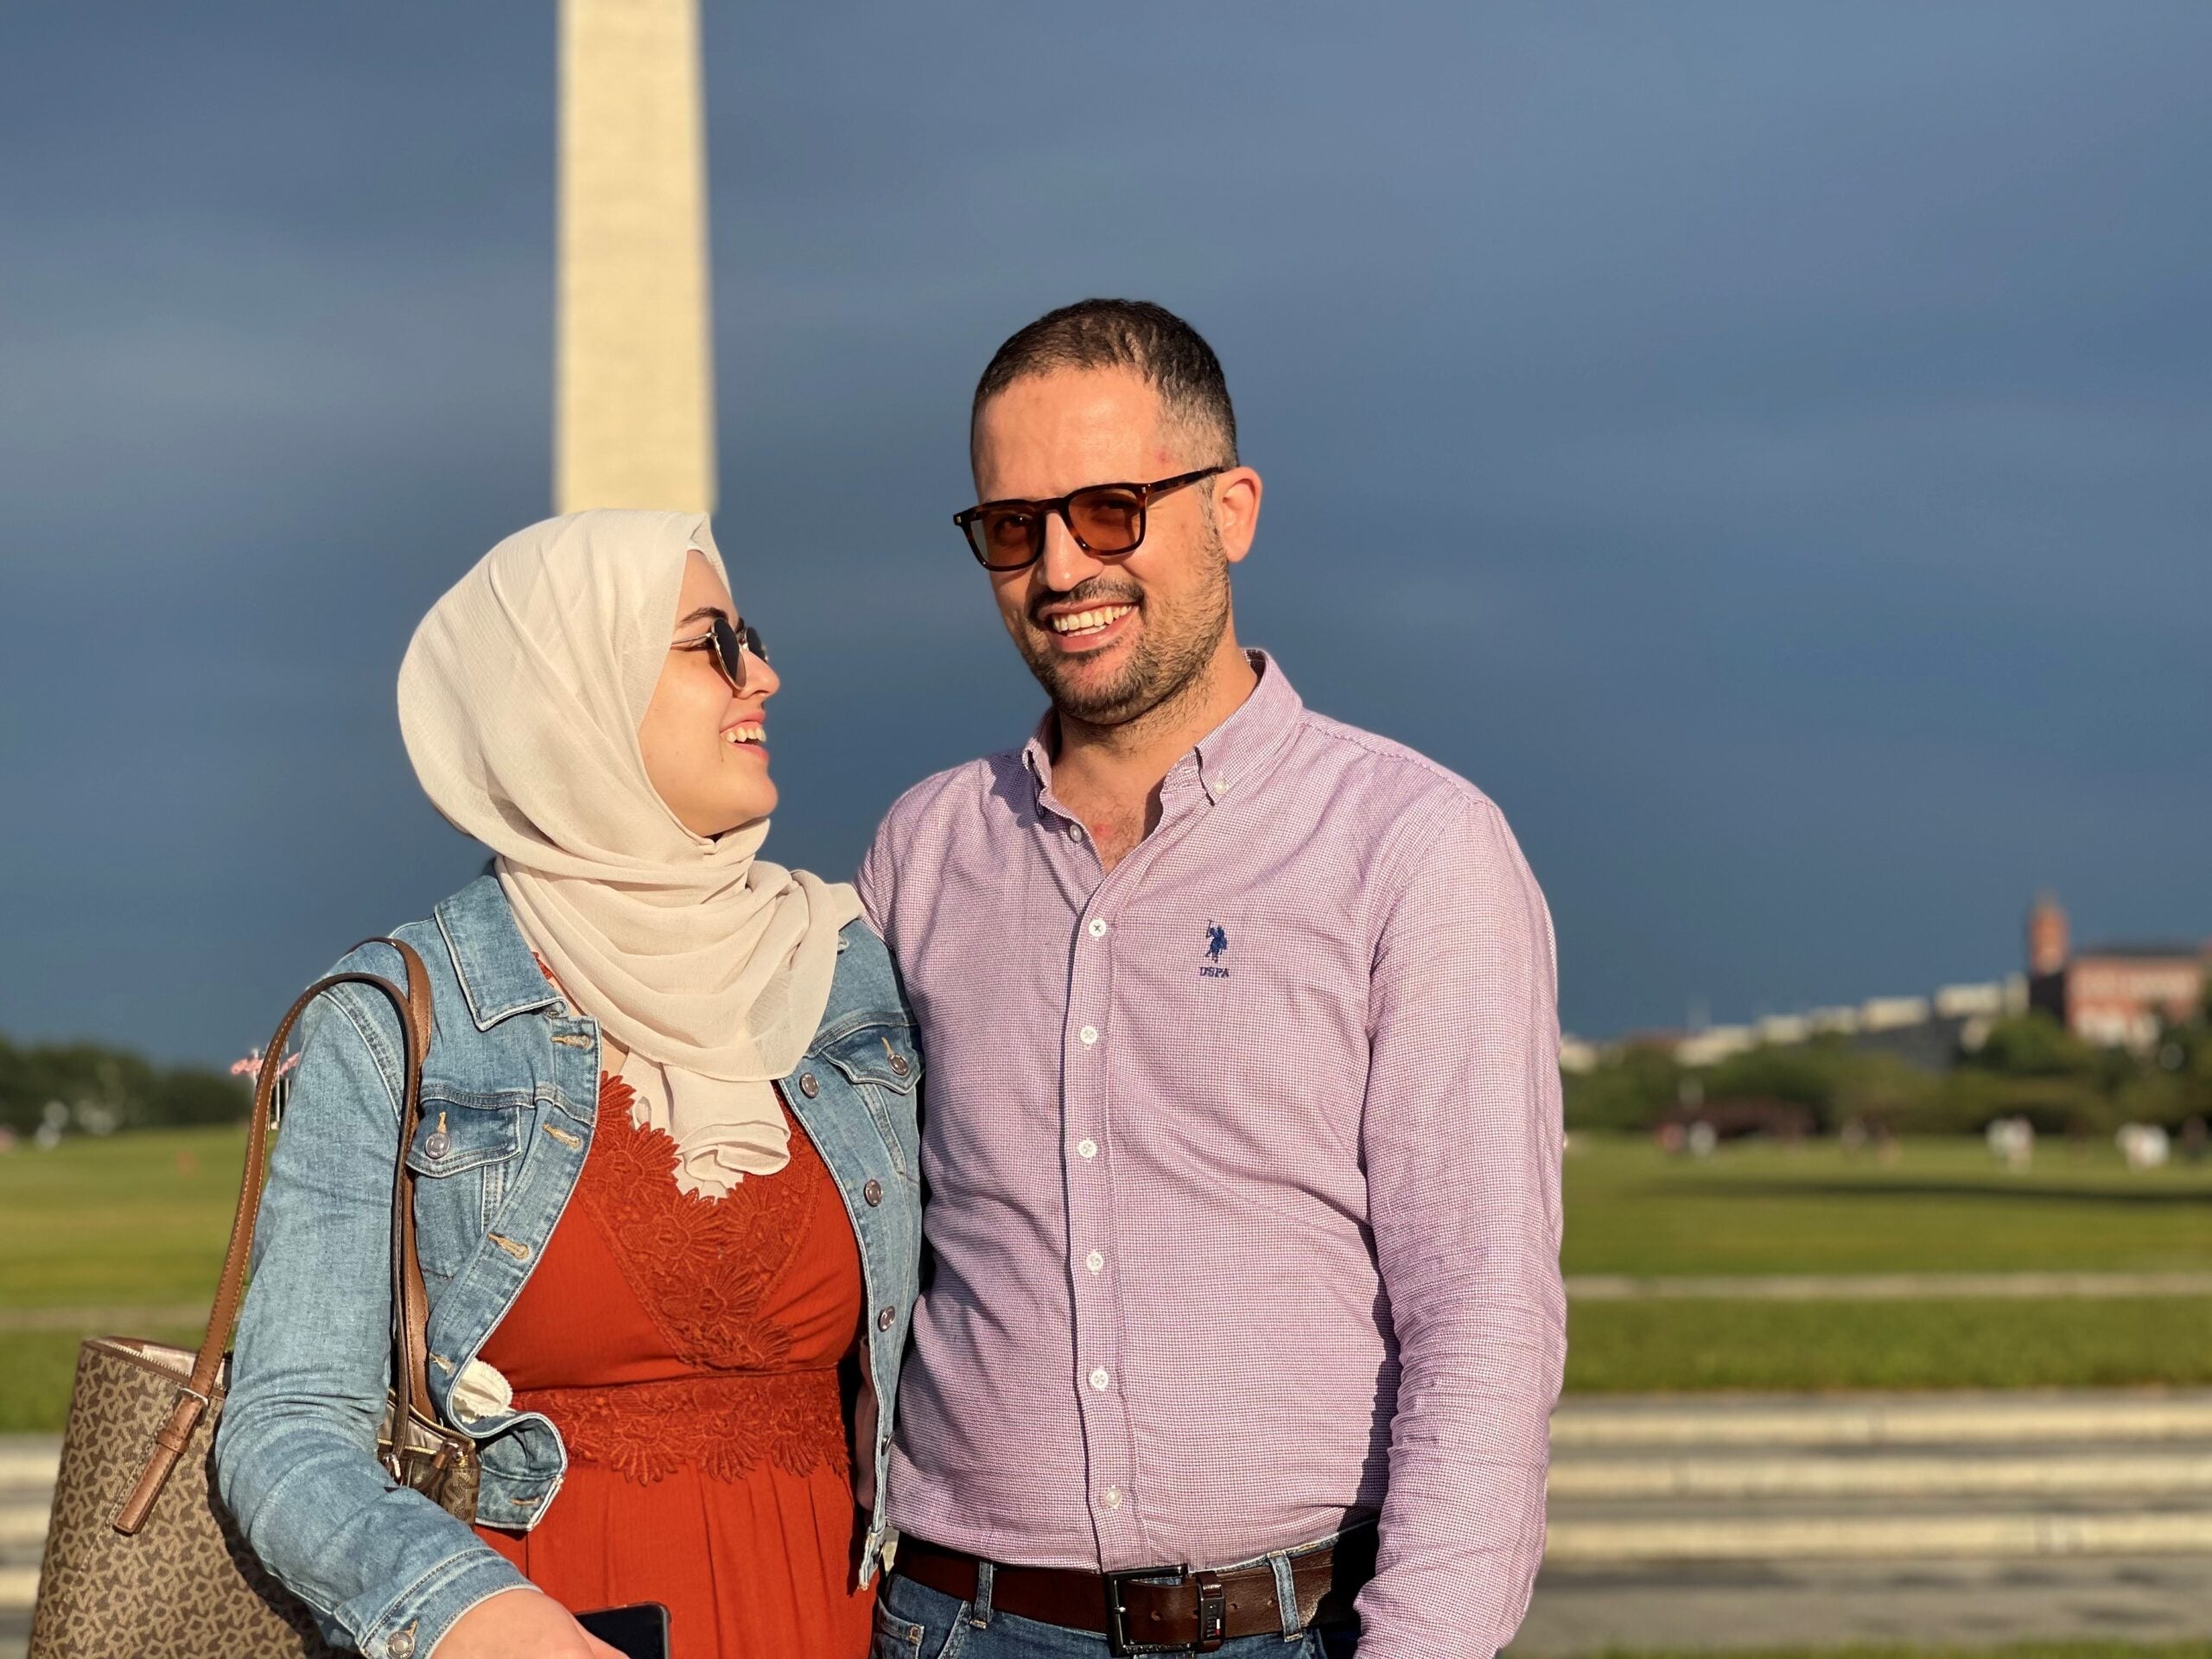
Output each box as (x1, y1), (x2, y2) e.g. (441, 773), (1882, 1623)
(555, 0), (716, 514)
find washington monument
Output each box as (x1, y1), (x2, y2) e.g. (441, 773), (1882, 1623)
(555, 0), (716, 514)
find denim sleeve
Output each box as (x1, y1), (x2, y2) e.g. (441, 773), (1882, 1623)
(1355, 798), (1567, 1659)
(213, 958), (531, 1659)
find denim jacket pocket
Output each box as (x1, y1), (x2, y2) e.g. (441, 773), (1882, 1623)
(817, 1024), (922, 1178)
(406, 1095), (528, 1273)
(407, 1096), (525, 1175)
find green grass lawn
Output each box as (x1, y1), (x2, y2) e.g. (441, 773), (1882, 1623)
(2, 1127), (2209, 1430)
(1561, 1132), (2212, 1277)
(0, 1125), (243, 1431)
(1566, 1297), (2194, 1393)
(0, 1327), (202, 1433)
(0, 1125), (245, 1309)
(1555, 1134), (2205, 1392)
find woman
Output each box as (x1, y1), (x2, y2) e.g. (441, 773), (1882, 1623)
(215, 510), (922, 1659)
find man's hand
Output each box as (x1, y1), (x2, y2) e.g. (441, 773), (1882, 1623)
(434, 1587), (625, 1659)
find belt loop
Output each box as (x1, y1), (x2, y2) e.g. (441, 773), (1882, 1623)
(969, 1558), (995, 1628)
(1269, 1548), (1301, 1638)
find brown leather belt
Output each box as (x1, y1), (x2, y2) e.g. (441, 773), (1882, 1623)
(893, 1527), (1374, 1656)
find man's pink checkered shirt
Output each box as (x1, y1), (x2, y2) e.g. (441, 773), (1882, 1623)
(857, 654), (1565, 1658)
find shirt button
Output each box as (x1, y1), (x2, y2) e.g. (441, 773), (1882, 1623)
(1089, 1367), (1111, 1392)
(1065, 823), (1084, 841)
(1077, 1138), (1097, 1160)
(797, 1072), (819, 1098)
(1079, 1026), (1098, 1046)
(877, 1306), (897, 1331)
(1086, 1250), (1104, 1274)
(1103, 1486), (1122, 1509)
(1211, 777), (1230, 793)
(1087, 918), (1109, 938)
(863, 1179), (883, 1206)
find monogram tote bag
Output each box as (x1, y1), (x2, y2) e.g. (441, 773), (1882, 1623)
(29, 939), (480, 1659)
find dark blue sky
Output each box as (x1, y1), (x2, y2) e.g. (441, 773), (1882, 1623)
(3, 3), (2207, 1064)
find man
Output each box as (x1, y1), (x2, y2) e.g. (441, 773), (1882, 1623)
(858, 299), (1564, 1659)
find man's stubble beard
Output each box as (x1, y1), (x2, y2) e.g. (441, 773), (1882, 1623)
(1017, 523), (1234, 733)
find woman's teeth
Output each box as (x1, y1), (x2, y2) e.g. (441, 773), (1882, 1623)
(1048, 604), (1135, 636)
(722, 727), (765, 746)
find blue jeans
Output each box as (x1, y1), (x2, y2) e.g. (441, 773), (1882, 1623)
(872, 1567), (1359, 1659)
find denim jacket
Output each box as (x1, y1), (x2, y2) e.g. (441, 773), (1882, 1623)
(213, 874), (923, 1659)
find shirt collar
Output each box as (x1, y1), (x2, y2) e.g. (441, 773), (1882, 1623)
(1020, 649), (1302, 808)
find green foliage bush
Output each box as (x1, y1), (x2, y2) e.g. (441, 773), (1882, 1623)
(1562, 1044), (1682, 1133)
(0, 1033), (249, 1135)
(1564, 1005), (2212, 1137)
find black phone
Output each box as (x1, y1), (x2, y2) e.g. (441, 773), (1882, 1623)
(576, 1601), (671, 1659)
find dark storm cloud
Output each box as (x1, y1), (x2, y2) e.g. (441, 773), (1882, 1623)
(3, 3), (2207, 1059)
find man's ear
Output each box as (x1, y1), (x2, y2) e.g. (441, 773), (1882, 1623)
(1217, 467), (1263, 565)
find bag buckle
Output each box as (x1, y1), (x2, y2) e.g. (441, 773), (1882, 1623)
(1105, 1565), (1225, 1656)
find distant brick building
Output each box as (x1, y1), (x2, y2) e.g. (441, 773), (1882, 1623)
(2025, 893), (2209, 1052)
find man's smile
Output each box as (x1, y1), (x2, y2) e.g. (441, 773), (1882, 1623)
(1034, 598), (1140, 655)
(1047, 603), (1134, 637)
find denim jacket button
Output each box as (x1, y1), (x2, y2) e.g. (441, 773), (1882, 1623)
(798, 1072), (820, 1098)
(423, 1131), (451, 1159)
(386, 1629), (416, 1659)
(863, 1179), (883, 1207)
(876, 1306), (896, 1331)
(888, 1054), (911, 1077)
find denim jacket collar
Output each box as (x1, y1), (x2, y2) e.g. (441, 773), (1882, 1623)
(433, 870), (563, 1032)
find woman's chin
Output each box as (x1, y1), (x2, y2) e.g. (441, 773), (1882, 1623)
(704, 788), (777, 838)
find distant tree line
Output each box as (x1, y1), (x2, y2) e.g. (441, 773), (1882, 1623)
(1566, 996), (2212, 1139)
(0, 1033), (250, 1137)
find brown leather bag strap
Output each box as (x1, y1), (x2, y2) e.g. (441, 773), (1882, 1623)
(377, 938), (442, 1428)
(114, 941), (433, 1534)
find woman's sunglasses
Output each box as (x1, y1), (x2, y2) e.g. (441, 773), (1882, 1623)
(673, 613), (769, 694)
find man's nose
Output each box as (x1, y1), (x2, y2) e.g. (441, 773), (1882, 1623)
(1039, 510), (1103, 593)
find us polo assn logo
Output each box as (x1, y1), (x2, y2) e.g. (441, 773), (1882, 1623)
(1200, 922), (1230, 979)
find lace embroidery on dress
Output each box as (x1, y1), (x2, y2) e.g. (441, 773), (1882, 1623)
(509, 1074), (849, 1485)
(584, 1077), (823, 1371)
(523, 1372), (847, 1485)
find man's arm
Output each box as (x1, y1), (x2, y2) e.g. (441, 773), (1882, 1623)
(1354, 794), (1567, 1659)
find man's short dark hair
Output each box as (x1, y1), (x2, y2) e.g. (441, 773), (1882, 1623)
(972, 298), (1238, 471)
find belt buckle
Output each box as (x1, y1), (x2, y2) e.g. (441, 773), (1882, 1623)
(1105, 1564), (1225, 1656)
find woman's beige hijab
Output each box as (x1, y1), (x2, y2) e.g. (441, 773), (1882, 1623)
(396, 510), (860, 1188)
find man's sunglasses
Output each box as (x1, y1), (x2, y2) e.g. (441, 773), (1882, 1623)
(673, 613), (769, 694)
(954, 466), (1225, 572)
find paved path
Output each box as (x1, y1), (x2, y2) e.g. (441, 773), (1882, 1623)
(1516, 1391), (2212, 1653)
(13, 1395), (2212, 1656)
(0, 1440), (54, 1659)
(0, 1305), (202, 1333)
(1517, 1556), (2212, 1653)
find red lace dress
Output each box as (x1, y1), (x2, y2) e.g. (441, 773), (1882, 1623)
(473, 1073), (872, 1659)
